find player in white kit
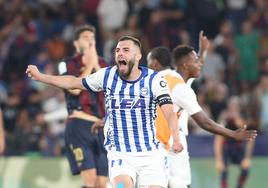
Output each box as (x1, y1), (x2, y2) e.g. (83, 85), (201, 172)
(147, 43), (257, 188)
(26, 36), (183, 188)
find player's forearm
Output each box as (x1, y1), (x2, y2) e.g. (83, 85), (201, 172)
(167, 114), (180, 142)
(38, 74), (84, 90)
(201, 118), (235, 138)
(198, 48), (207, 65)
(67, 70), (90, 95)
(69, 110), (102, 122)
(192, 112), (235, 139)
(67, 64), (96, 95)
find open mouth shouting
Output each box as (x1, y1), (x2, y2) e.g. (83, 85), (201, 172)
(117, 60), (128, 74)
(118, 60), (127, 66)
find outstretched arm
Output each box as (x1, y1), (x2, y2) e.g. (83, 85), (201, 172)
(26, 65), (85, 90)
(191, 111), (257, 141)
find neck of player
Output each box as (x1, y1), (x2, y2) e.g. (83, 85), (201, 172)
(127, 66), (142, 81)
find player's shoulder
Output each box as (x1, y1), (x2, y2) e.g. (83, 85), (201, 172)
(141, 66), (158, 76)
(97, 65), (116, 77)
(138, 66), (159, 81)
(159, 70), (184, 90)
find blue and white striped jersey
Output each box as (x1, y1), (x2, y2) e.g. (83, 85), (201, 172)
(82, 66), (171, 152)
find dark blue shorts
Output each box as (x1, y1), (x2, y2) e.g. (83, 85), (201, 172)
(223, 143), (245, 165)
(64, 118), (108, 176)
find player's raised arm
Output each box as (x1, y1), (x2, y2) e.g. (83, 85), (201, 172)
(26, 65), (85, 90)
(198, 30), (210, 64)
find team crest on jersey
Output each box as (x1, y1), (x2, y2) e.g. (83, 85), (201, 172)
(140, 87), (149, 97)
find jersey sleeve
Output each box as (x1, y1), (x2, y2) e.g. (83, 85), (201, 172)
(172, 84), (202, 115)
(82, 67), (106, 92)
(152, 74), (173, 106)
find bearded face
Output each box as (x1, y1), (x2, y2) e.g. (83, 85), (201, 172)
(116, 58), (135, 79)
(115, 40), (140, 80)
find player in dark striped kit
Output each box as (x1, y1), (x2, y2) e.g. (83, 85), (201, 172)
(58, 25), (108, 188)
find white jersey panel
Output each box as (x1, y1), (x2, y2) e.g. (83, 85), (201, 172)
(172, 84), (202, 116)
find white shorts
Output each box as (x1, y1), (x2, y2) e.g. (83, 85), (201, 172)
(107, 149), (169, 188)
(168, 131), (191, 188)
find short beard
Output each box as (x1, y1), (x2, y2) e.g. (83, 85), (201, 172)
(117, 59), (135, 79)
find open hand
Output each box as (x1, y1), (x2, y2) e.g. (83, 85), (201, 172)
(91, 120), (105, 134)
(235, 125), (257, 141)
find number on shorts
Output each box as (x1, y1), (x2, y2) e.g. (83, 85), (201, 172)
(72, 147), (84, 161)
(111, 159), (123, 168)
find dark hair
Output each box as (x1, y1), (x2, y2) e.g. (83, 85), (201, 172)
(172, 45), (194, 62)
(149, 46), (172, 67)
(118, 35), (142, 52)
(74, 24), (96, 40)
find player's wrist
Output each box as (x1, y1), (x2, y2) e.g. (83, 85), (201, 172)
(173, 136), (180, 143)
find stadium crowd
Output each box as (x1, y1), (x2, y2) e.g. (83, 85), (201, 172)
(0, 0), (267, 157)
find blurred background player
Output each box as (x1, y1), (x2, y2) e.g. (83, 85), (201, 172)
(147, 36), (257, 187)
(215, 96), (255, 188)
(57, 24), (108, 188)
(0, 107), (5, 154)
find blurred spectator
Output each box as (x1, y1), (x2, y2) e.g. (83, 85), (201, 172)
(189, 0), (223, 39)
(97, 0), (128, 61)
(45, 35), (66, 62)
(225, 0), (248, 34)
(255, 72), (268, 133)
(145, 0), (185, 49)
(213, 20), (238, 89)
(2, 92), (21, 134)
(235, 19), (260, 84)
(201, 43), (226, 82)
(62, 13), (87, 42)
(209, 82), (228, 121)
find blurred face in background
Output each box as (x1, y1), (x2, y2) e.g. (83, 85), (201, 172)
(74, 30), (95, 54)
(146, 52), (157, 70)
